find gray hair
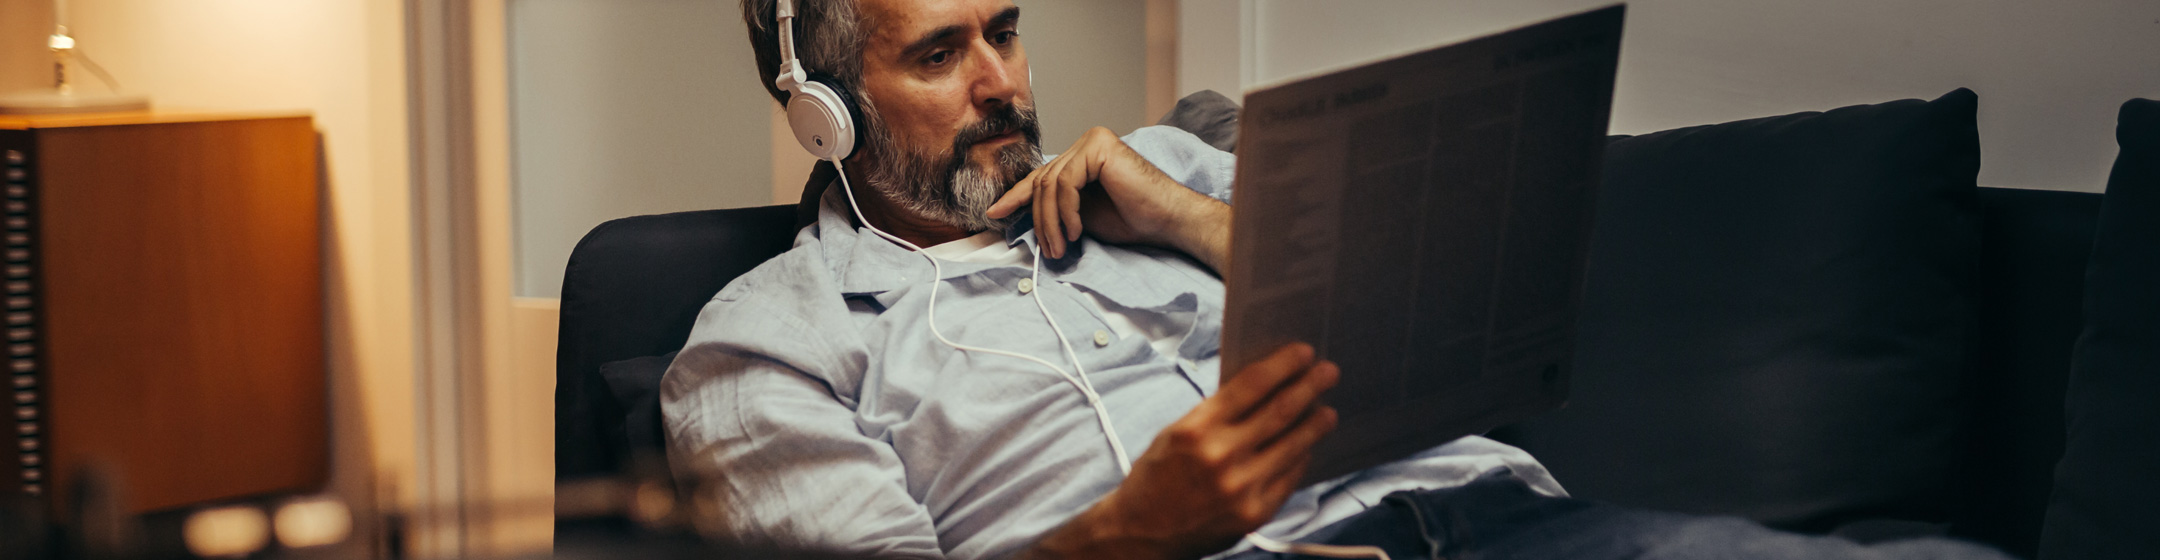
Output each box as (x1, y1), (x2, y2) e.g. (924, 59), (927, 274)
(740, 0), (868, 108)
(741, 0), (891, 171)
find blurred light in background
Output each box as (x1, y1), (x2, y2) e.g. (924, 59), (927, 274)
(272, 496), (352, 549)
(182, 506), (269, 558)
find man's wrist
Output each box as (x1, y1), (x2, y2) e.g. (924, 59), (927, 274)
(1028, 500), (1150, 560)
(1026, 493), (1196, 560)
(1168, 196), (1232, 274)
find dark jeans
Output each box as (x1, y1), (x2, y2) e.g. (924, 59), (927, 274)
(1226, 470), (2012, 560)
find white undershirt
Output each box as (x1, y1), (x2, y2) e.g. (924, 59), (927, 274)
(923, 231), (1187, 360)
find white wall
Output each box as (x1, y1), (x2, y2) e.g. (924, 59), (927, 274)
(0, 0), (51, 94)
(507, 0), (775, 299)
(1022, 0), (1151, 150)
(1180, 0), (2160, 192)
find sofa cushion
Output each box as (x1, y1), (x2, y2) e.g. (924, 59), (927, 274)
(556, 205), (800, 481)
(2041, 98), (2160, 559)
(1490, 89), (1984, 533)
(1153, 89), (1241, 152)
(600, 351), (679, 462)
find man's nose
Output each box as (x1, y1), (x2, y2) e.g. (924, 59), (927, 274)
(968, 41), (1020, 108)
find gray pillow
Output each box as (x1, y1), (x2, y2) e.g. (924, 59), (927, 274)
(599, 351), (678, 459)
(1154, 89), (1241, 152)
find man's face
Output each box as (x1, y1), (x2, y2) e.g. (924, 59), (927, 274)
(855, 0), (1040, 232)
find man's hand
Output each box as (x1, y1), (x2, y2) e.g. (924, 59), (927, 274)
(985, 126), (1232, 272)
(1026, 343), (1340, 560)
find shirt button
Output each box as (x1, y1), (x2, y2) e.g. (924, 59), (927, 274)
(1017, 277), (1035, 294)
(1093, 330), (1112, 347)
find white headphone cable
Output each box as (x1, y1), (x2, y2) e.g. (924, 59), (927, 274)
(831, 159), (1134, 474)
(832, 159), (1378, 559)
(1244, 532), (1391, 560)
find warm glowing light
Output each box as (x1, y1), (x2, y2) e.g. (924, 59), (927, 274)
(183, 506), (271, 558)
(630, 481), (676, 526)
(273, 497), (353, 549)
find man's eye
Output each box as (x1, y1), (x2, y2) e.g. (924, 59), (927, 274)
(927, 51), (952, 65)
(992, 31), (1018, 45)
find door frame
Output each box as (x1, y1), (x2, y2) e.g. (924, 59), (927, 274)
(405, 0), (546, 556)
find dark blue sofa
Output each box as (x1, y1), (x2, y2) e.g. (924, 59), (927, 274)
(553, 93), (2153, 559)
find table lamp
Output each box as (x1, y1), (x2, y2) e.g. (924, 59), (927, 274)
(0, 0), (151, 114)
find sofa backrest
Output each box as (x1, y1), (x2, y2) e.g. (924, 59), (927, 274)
(555, 205), (799, 483)
(551, 91), (2105, 558)
(1490, 91), (1989, 539)
(1947, 187), (2101, 556)
(552, 187), (2100, 558)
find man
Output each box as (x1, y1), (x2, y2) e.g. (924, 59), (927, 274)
(662, 1), (2012, 558)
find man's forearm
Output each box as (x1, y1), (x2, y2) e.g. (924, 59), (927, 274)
(1166, 196), (1233, 275)
(1023, 494), (1203, 560)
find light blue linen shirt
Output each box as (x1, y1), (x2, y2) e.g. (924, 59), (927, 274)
(660, 126), (1564, 560)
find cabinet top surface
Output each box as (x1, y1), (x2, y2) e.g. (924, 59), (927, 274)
(0, 109), (312, 130)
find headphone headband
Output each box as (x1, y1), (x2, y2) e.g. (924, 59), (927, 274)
(775, 0), (858, 161)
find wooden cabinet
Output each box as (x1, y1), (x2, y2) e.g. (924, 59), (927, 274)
(0, 112), (326, 515)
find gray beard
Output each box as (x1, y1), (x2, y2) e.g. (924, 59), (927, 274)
(858, 106), (1043, 233)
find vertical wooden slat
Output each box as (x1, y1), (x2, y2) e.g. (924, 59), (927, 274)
(1144, 0), (1181, 123)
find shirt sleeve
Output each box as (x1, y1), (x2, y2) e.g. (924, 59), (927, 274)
(662, 343), (947, 559)
(1122, 125), (1239, 205)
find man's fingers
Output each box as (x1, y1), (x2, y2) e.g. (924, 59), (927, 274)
(1036, 160), (1065, 258)
(1032, 160), (1054, 252)
(1255, 448), (1311, 510)
(1049, 152), (1096, 251)
(1213, 343), (1316, 423)
(1249, 404), (1337, 482)
(1032, 182), (1058, 259)
(986, 171), (1038, 219)
(1217, 403), (1332, 510)
(1057, 149), (1095, 201)
(1060, 180), (1084, 243)
(1226, 360), (1337, 445)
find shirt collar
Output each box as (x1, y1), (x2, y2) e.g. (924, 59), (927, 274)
(788, 122), (1242, 310)
(804, 167), (1193, 312)
(811, 175), (1047, 296)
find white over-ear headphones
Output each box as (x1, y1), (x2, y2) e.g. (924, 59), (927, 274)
(775, 0), (861, 161)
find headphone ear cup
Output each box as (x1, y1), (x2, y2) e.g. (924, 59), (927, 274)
(785, 82), (854, 161)
(810, 72), (867, 142)
(784, 73), (865, 161)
